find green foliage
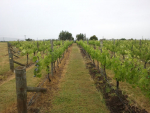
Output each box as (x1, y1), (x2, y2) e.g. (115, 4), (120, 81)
(76, 33), (86, 40)
(32, 40), (73, 77)
(59, 30), (73, 40)
(89, 35), (98, 40)
(105, 86), (111, 93)
(25, 38), (33, 41)
(10, 40), (73, 78)
(77, 40), (150, 99)
(120, 38), (126, 40)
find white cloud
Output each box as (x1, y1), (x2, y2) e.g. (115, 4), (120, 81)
(0, 0), (150, 40)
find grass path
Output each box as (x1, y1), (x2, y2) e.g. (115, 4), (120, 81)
(50, 44), (109, 113)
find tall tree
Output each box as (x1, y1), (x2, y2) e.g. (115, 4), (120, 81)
(120, 38), (126, 40)
(89, 35), (98, 40)
(25, 38), (33, 41)
(59, 30), (73, 40)
(76, 33), (86, 40)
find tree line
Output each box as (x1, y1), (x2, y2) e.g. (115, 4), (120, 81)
(25, 30), (128, 41)
(58, 30), (98, 41)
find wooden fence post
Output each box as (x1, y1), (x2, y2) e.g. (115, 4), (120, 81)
(27, 53), (28, 66)
(62, 41), (64, 59)
(15, 66), (47, 113)
(51, 40), (53, 76)
(100, 40), (105, 78)
(37, 41), (39, 51)
(7, 42), (14, 72)
(15, 66), (27, 113)
(57, 47), (59, 68)
(57, 58), (59, 67)
(100, 40), (103, 53)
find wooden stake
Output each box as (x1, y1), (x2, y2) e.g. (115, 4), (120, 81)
(62, 41), (64, 58)
(15, 66), (27, 113)
(27, 53), (28, 66)
(51, 40), (53, 76)
(15, 66), (47, 113)
(8, 42), (14, 72)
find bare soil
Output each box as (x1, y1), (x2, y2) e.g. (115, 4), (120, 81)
(2, 45), (73, 113)
(79, 46), (148, 113)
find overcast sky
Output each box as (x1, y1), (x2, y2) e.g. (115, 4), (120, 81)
(0, 0), (150, 41)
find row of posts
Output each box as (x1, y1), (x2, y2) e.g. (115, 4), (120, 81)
(7, 40), (67, 113)
(7, 40), (65, 73)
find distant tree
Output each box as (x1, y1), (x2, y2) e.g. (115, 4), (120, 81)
(130, 38), (133, 40)
(25, 38), (33, 41)
(76, 33), (86, 40)
(59, 30), (73, 40)
(120, 38), (126, 40)
(72, 37), (74, 40)
(89, 35), (98, 40)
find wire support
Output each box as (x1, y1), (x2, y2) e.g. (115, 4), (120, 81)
(80, 46), (132, 113)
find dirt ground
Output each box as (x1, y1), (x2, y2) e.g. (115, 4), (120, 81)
(79, 46), (148, 113)
(2, 43), (149, 113)
(2, 45), (72, 113)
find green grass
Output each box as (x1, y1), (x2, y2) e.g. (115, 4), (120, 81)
(0, 66), (47, 112)
(0, 42), (34, 78)
(50, 44), (109, 113)
(105, 69), (150, 111)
